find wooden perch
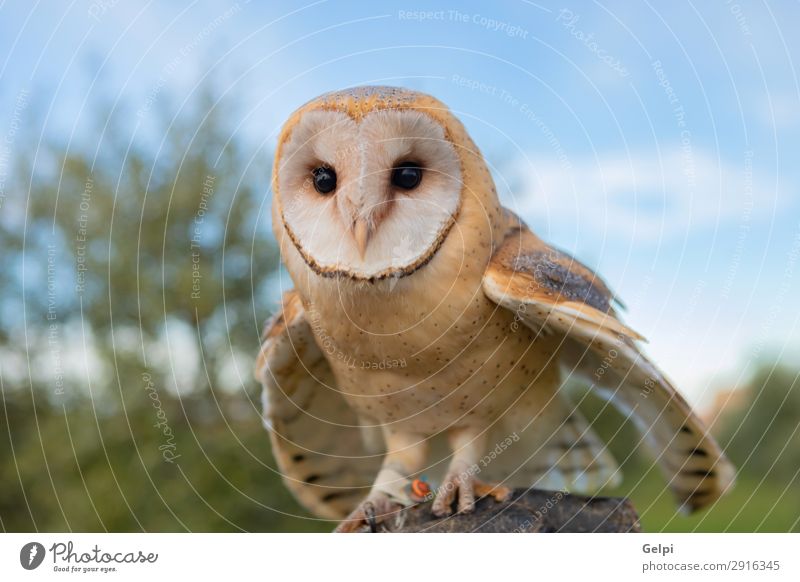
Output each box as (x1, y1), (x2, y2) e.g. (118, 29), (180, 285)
(356, 488), (641, 533)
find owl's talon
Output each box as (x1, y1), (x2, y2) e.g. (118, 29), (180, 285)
(432, 473), (510, 517)
(432, 470), (471, 517)
(334, 492), (404, 533)
(363, 502), (378, 532)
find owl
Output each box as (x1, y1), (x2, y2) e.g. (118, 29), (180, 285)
(256, 86), (734, 532)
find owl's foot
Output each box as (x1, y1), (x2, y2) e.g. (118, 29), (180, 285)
(431, 472), (512, 517)
(474, 480), (513, 503)
(334, 491), (405, 533)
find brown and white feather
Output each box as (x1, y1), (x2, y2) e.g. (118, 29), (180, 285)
(482, 212), (735, 511)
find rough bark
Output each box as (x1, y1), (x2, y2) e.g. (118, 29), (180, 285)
(359, 488), (641, 533)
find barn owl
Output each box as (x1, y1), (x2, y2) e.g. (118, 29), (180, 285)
(256, 86), (734, 532)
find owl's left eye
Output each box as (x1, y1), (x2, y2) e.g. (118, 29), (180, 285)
(391, 162), (423, 190)
(312, 166), (337, 194)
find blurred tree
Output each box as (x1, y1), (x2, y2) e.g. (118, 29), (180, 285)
(0, 87), (332, 532)
(719, 364), (800, 487)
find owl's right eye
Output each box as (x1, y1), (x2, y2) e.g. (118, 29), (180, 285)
(312, 167), (337, 194)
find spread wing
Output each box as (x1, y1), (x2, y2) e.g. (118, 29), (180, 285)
(482, 210), (735, 512)
(255, 290), (382, 519)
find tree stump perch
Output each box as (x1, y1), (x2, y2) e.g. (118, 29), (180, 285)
(356, 488), (641, 533)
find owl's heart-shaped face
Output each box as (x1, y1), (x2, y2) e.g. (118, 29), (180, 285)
(275, 105), (463, 281)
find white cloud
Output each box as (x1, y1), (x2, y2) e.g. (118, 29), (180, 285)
(758, 92), (800, 129)
(500, 148), (782, 243)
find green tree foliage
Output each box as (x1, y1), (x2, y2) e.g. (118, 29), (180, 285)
(719, 365), (800, 487)
(0, 89), (329, 531)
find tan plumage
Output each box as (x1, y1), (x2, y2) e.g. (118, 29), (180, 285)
(482, 212), (735, 512)
(256, 290), (381, 518)
(256, 86), (734, 529)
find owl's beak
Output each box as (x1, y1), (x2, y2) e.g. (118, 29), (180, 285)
(353, 219), (370, 260)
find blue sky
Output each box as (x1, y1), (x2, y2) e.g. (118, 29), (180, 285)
(2, 0), (799, 407)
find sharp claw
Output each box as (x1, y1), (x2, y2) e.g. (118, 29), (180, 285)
(364, 502), (378, 533)
(335, 494), (404, 533)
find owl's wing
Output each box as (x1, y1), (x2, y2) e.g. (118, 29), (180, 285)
(255, 290), (382, 519)
(481, 210), (735, 512)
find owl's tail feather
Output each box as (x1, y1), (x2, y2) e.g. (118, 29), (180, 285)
(483, 390), (621, 495)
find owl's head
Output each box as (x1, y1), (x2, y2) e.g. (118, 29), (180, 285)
(273, 86), (496, 282)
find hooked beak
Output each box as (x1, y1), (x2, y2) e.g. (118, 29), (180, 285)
(352, 219), (370, 260)
(340, 177), (384, 261)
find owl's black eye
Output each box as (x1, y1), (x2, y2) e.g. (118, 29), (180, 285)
(391, 161), (422, 190)
(312, 166), (337, 194)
